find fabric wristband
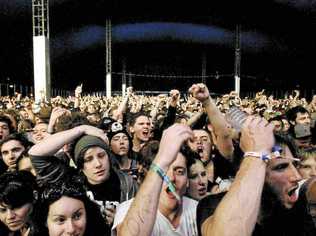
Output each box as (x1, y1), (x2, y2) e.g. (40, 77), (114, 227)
(150, 163), (180, 201)
(243, 151), (271, 163)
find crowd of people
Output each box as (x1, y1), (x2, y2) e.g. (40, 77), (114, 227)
(0, 83), (315, 236)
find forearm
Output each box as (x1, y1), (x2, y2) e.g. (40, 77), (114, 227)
(203, 98), (234, 158)
(203, 98), (229, 136)
(186, 111), (204, 127)
(29, 126), (83, 156)
(117, 161), (165, 236)
(117, 96), (129, 114)
(74, 96), (80, 108)
(203, 157), (266, 236)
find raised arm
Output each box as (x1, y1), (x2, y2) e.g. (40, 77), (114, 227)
(117, 124), (193, 236)
(189, 83), (233, 159)
(28, 125), (108, 157)
(201, 116), (274, 236)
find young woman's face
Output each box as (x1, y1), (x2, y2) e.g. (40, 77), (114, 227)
(0, 202), (32, 232)
(47, 196), (86, 236)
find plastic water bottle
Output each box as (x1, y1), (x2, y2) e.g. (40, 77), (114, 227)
(225, 106), (248, 132)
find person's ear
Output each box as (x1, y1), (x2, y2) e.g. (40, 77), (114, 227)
(289, 120), (295, 126)
(129, 126), (135, 135)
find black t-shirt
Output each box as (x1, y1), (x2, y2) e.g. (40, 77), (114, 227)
(0, 158), (7, 175)
(86, 169), (121, 203)
(212, 149), (236, 181)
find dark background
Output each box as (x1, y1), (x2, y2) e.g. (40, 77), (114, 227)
(0, 0), (315, 96)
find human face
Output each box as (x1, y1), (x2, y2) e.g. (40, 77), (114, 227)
(47, 196), (86, 236)
(32, 123), (50, 143)
(17, 156), (36, 176)
(110, 133), (129, 156)
(295, 112), (311, 125)
(19, 110), (29, 120)
(130, 116), (151, 143)
(265, 145), (302, 209)
(187, 160), (208, 200)
(298, 157), (316, 179)
(0, 121), (10, 141)
(271, 120), (283, 132)
(187, 130), (212, 162)
(1, 140), (25, 169)
(82, 146), (110, 185)
(87, 105), (96, 114)
(0, 202), (32, 232)
(282, 119), (290, 132)
(159, 153), (188, 211)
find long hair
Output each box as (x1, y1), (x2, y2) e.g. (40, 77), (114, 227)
(0, 170), (37, 209)
(32, 178), (108, 236)
(0, 171), (37, 235)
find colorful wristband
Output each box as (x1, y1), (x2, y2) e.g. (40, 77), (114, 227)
(150, 163), (180, 201)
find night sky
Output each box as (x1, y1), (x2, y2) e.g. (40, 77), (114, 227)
(0, 0), (315, 95)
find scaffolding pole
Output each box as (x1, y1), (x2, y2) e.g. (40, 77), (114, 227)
(234, 24), (241, 95)
(32, 0), (51, 102)
(105, 19), (112, 98)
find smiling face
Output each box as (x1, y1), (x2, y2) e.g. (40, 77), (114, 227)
(47, 196), (86, 236)
(82, 146), (110, 185)
(187, 160), (208, 200)
(32, 123), (50, 143)
(265, 145), (302, 209)
(0, 202), (32, 232)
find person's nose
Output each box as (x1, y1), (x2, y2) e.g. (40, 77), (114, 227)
(168, 170), (176, 183)
(304, 117), (311, 125)
(93, 157), (102, 168)
(8, 151), (15, 160)
(196, 138), (203, 145)
(65, 220), (76, 234)
(197, 174), (205, 185)
(310, 166), (316, 177)
(289, 164), (302, 183)
(6, 209), (16, 220)
(119, 138), (125, 144)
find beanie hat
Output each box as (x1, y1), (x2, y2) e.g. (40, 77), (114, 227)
(98, 117), (116, 132)
(107, 122), (131, 143)
(74, 135), (109, 167)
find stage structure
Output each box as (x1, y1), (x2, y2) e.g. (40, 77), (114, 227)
(32, 0), (51, 102)
(121, 57), (127, 96)
(234, 24), (241, 95)
(105, 19), (112, 97)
